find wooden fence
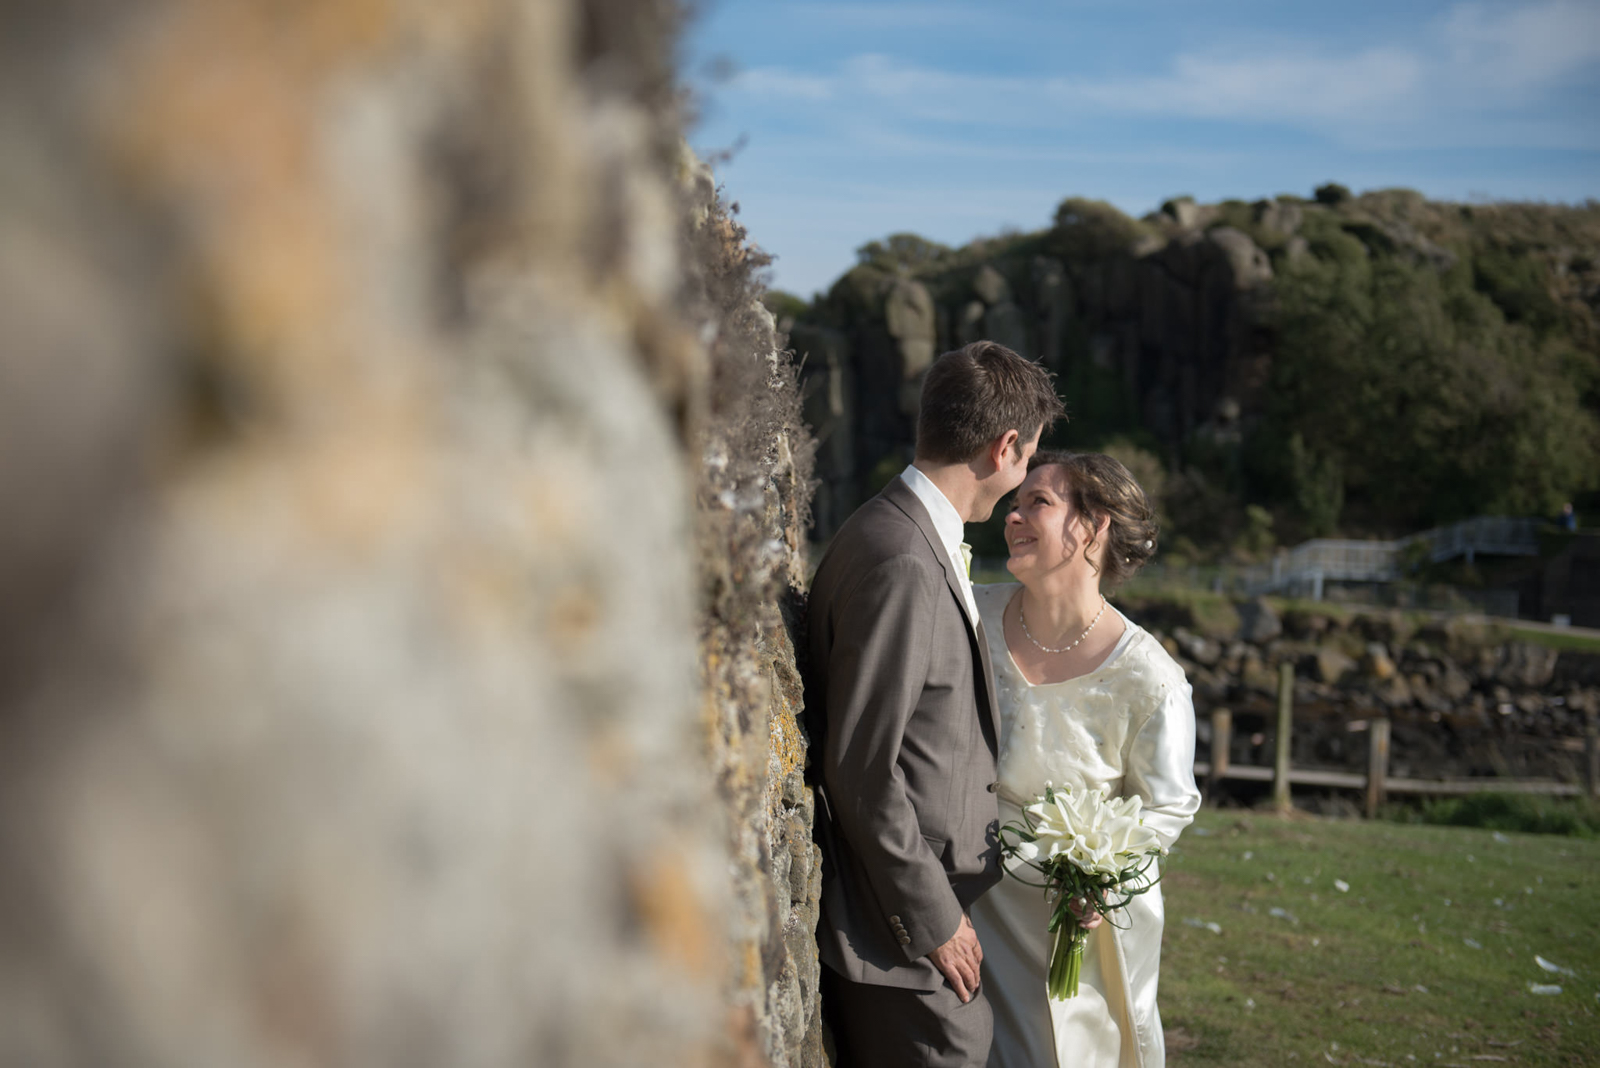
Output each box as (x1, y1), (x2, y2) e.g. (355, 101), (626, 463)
(1195, 663), (1600, 817)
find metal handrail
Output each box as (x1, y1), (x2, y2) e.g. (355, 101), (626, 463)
(1241, 515), (1541, 597)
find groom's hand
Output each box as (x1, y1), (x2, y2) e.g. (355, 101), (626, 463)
(926, 912), (983, 1003)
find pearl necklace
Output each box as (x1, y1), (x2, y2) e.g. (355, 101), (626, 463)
(1019, 595), (1107, 655)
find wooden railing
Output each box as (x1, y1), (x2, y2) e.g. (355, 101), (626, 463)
(1196, 664), (1599, 817)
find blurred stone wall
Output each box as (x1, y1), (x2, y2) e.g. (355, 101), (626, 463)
(0, 1), (818, 1066)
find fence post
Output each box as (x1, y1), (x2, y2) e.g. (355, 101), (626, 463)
(1208, 708), (1232, 803)
(1586, 708), (1598, 802)
(1366, 718), (1391, 819)
(1274, 662), (1294, 815)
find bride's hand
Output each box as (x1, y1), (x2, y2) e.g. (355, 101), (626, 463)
(1069, 896), (1104, 929)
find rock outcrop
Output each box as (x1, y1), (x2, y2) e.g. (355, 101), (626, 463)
(795, 198), (1285, 537)
(0, 3), (821, 1066)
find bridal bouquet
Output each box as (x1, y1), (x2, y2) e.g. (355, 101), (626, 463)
(997, 784), (1166, 999)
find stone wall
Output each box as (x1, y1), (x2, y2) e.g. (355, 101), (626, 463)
(1121, 597), (1599, 787)
(685, 169), (824, 1065)
(0, 2), (819, 1066)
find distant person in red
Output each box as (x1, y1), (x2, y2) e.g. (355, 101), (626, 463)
(1560, 503), (1578, 532)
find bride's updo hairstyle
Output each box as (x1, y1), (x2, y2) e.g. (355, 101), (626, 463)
(1026, 450), (1158, 590)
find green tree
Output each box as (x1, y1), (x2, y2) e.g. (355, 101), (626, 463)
(1262, 247), (1600, 527)
(1288, 433), (1343, 535)
(854, 232), (952, 272)
(1050, 198), (1152, 262)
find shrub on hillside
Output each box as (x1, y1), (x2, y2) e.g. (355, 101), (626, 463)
(1050, 197), (1153, 262)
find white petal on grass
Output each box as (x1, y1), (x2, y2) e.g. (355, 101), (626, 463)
(1464, 938), (1483, 949)
(1268, 906), (1300, 924)
(1492, 831), (1510, 843)
(1535, 955), (1576, 977)
(1528, 982), (1562, 995)
(1334, 879), (1350, 892)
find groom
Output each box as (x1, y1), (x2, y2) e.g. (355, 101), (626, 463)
(807, 341), (1063, 1067)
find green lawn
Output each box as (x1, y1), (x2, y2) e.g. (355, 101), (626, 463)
(1159, 812), (1599, 1067)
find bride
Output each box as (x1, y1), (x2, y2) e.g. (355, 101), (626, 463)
(970, 451), (1201, 1068)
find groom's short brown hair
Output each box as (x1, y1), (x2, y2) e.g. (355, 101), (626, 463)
(915, 341), (1065, 464)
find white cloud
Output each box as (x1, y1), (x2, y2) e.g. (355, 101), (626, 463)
(777, 2), (996, 28)
(1074, 48), (1426, 124)
(1441, 0), (1600, 91)
(733, 67), (837, 101)
(719, 0), (1600, 148)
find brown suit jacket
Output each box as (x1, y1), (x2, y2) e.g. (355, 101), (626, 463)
(806, 476), (1003, 991)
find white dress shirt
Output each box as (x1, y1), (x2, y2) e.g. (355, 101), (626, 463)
(898, 464), (978, 623)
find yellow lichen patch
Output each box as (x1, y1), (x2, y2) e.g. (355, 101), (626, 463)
(584, 725), (633, 785)
(290, 413), (434, 550)
(430, 541), (532, 647)
(111, 4), (349, 400)
(544, 583), (601, 652)
(626, 846), (723, 983)
(767, 685), (806, 787)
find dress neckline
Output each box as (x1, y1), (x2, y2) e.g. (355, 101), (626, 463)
(998, 586), (1137, 689)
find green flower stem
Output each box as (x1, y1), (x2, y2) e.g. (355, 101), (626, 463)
(1048, 917), (1087, 1000)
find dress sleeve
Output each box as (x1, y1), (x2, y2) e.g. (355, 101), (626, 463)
(1121, 666), (1202, 851)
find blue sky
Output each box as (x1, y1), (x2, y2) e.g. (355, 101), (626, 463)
(684, 0), (1600, 298)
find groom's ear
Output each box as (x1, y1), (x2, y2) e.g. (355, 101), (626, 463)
(987, 429), (1021, 471)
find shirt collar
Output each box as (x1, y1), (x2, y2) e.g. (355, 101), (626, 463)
(899, 463), (966, 563)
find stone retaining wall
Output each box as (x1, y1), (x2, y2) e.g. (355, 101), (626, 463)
(1124, 598), (1598, 785)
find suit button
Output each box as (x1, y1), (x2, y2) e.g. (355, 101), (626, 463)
(897, 935), (912, 945)
(986, 781), (1000, 793)
(889, 915), (901, 924)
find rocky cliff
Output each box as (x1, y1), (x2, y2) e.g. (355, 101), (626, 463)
(0, 2), (819, 1066)
(790, 190), (1600, 546)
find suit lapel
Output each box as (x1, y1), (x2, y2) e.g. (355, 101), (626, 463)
(881, 479), (1002, 745)
(971, 614), (1000, 749)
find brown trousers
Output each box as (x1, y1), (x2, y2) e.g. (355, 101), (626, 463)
(821, 964), (994, 1068)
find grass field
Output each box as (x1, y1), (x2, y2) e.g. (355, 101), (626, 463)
(1159, 811), (1600, 1067)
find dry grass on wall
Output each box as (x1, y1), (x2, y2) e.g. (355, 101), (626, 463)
(683, 176), (823, 1067)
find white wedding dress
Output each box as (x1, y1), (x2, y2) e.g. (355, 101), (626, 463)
(970, 583), (1201, 1068)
